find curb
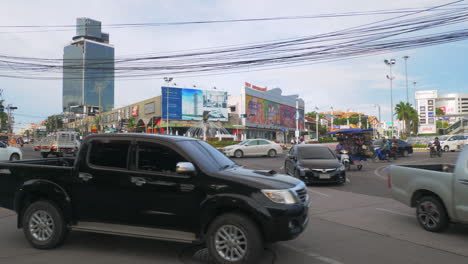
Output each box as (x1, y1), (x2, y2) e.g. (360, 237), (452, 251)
(413, 148), (428, 152)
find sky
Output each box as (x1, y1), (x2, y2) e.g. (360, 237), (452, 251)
(1, 0), (468, 132)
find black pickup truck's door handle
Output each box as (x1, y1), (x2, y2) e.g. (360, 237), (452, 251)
(131, 177), (147, 186)
(78, 173), (93, 182)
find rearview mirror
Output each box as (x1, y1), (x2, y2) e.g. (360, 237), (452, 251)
(176, 162), (196, 174)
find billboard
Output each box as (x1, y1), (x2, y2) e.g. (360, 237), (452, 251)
(162, 87), (228, 121)
(280, 105), (296, 128)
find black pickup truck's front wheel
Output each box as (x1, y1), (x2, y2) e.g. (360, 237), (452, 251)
(22, 201), (68, 249)
(207, 213), (263, 264)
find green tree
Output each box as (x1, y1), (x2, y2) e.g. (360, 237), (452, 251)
(45, 115), (63, 132)
(436, 108), (445, 116)
(305, 111), (325, 119)
(395, 102), (414, 136)
(127, 117), (136, 132)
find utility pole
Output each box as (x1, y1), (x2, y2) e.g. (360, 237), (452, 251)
(413, 81), (417, 107)
(403, 56), (410, 104)
(315, 106), (319, 140)
(163, 77), (173, 134)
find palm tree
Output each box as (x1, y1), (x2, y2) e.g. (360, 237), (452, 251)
(395, 102), (414, 136)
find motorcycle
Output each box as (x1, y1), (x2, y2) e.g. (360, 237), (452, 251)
(429, 143), (442, 158)
(388, 146), (398, 160)
(373, 148), (389, 162)
(340, 150), (351, 170)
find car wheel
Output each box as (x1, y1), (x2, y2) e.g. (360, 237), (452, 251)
(22, 200), (69, 249)
(207, 213), (263, 264)
(9, 153), (20, 161)
(403, 150), (409, 157)
(267, 149), (276, 158)
(284, 162), (289, 175)
(444, 146), (449, 152)
(41, 152), (49, 158)
(357, 164), (363, 170)
(234, 150), (243, 158)
(294, 169), (301, 179)
(416, 196), (449, 232)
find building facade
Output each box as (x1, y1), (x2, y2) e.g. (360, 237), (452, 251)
(63, 18), (114, 113)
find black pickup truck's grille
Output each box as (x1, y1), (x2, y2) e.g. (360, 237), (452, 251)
(295, 188), (308, 203)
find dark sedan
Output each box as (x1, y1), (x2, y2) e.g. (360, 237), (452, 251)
(373, 139), (413, 157)
(284, 144), (346, 184)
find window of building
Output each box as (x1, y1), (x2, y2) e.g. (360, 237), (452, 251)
(136, 141), (187, 174)
(89, 140), (130, 169)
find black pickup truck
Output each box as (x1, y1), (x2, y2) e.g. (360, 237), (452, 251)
(0, 134), (309, 264)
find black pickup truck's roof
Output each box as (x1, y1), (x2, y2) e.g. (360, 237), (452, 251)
(83, 133), (198, 143)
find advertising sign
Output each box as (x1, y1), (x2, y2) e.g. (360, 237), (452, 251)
(280, 105), (296, 128)
(162, 87), (228, 121)
(131, 105), (139, 117)
(246, 95), (265, 124)
(264, 101), (280, 126)
(144, 102), (155, 114)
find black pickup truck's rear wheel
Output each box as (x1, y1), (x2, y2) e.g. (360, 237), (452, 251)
(416, 196), (449, 232)
(207, 213), (263, 264)
(22, 201), (68, 249)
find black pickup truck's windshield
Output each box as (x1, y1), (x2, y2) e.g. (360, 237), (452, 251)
(178, 140), (236, 171)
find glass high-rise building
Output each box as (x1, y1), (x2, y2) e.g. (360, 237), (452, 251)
(63, 18), (114, 113)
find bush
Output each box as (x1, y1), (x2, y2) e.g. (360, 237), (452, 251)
(206, 141), (238, 148)
(318, 137), (337, 143)
(412, 143), (428, 148)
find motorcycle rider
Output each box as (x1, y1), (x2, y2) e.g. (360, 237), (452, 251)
(433, 137), (441, 152)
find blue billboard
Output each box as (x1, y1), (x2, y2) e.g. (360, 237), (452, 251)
(161, 87), (228, 121)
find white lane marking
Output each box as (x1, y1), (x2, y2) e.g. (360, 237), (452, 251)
(280, 166), (284, 170)
(376, 208), (413, 217)
(281, 244), (344, 264)
(346, 177), (351, 183)
(309, 190), (331, 198)
(374, 165), (388, 180)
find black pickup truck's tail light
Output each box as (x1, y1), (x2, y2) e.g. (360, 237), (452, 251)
(295, 188), (308, 203)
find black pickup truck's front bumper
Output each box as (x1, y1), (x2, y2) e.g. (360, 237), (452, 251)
(262, 202), (309, 242)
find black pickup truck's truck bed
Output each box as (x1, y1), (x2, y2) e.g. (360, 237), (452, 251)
(0, 158), (75, 210)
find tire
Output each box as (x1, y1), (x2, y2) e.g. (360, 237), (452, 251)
(444, 146), (449, 152)
(267, 149), (276, 158)
(438, 151), (442, 157)
(403, 150), (409, 157)
(357, 164), (363, 170)
(41, 152), (49, 158)
(22, 200), (69, 249)
(284, 162), (289, 175)
(207, 213), (263, 264)
(430, 151), (435, 158)
(416, 196), (449, 232)
(234, 150), (243, 158)
(345, 161), (351, 171)
(9, 153), (20, 161)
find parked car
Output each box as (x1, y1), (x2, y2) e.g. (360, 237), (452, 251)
(373, 139), (413, 157)
(222, 139), (283, 158)
(437, 134), (467, 152)
(387, 147), (468, 232)
(284, 144), (346, 184)
(0, 141), (22, 161)
(0, 134), (309, 264)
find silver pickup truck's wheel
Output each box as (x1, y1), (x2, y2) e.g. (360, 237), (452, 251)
(22, 201), (68, 249)
(207, 213), (263, 264)
(416, 196), (449, 232)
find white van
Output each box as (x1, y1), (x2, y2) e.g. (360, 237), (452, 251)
(439, 134), (468, 152)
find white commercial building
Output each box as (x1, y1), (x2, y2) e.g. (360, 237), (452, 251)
(415, 90), (468, 134)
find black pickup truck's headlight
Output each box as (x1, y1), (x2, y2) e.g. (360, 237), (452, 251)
(261, 189), (297, 204)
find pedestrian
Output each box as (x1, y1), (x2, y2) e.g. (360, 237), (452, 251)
(299, 137), (306, 144)
(290, 137), (297, 145)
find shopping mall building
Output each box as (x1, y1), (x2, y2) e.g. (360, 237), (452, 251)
(66, 83), (305, 142)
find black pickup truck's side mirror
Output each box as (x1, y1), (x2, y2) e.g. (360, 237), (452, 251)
(176, 162), (196, 175)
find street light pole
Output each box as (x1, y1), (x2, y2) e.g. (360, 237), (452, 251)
(413, 81), (417, 107)
(403, 56), (410, 104)
(330, 106), (334, 132)
(163, 77), (173, 135)
(384, 59), (396, 137)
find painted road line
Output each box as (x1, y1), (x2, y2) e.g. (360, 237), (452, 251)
(376, 208), (413, 217)
(281, 243), (344, 264)
(309, 190), (331, 198)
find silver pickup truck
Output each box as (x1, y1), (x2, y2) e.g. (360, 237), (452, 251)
(388, 148), (468, 232)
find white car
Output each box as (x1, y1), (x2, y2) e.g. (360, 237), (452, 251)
(0, 141), (22, 161)
(438, 135), (468, 152)
(222, 139), (283, 158)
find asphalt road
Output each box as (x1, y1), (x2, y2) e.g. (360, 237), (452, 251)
(0, 146), (466, 264)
